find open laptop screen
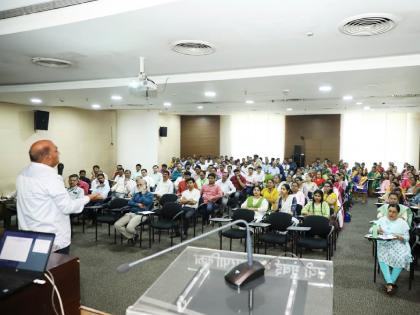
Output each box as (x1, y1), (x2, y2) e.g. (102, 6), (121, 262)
(0, 230), (55, 273)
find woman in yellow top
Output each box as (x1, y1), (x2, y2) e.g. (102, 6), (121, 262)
(301, 189), (330, 218)
(261, 179), (279, 210)
(323, 182), (338, 214)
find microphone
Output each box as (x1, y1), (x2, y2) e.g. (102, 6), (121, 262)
(116, 219), (265, 287)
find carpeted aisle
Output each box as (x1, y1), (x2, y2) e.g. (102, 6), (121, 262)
(71, 199), (419, 315)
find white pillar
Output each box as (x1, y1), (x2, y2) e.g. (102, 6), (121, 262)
(116, 110), (159, 172)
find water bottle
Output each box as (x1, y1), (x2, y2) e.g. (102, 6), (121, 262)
(372, 223), (378, 238)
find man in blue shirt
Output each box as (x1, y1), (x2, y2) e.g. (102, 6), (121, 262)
(171, 163), (183, 181)
(114, 178), (153, 240)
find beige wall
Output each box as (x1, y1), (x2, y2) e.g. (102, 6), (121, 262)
(0, 102), (117, 194)
(158, 114), (180, 165)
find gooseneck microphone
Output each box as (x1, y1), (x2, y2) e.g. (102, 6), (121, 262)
(117, 219), (265, 287)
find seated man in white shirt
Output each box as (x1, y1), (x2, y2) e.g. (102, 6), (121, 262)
(254, 165), (265, 186)
(67, 174), (85, 200)
(141, 169), (155, 191)
(216, 172), (236, 213)
(132, 163), (142, 180)
(110, 168), (126, 198)
(180, 178), (201, 237)
(123, 170), (136, 197)
(91, 173), (110, 201)
(154, 170), (174, 200)
(150, 165), (163, 191)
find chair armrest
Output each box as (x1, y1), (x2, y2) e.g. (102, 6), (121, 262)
(172, 210), (184, 221)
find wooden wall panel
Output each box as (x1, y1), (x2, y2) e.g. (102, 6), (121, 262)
(285, 115), (340, 163)
(180, 116), (220, 157)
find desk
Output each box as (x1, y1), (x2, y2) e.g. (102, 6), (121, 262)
(1, 253), (80, 315)
(126, 246), (333, 315)
(364, 234), (396, 283)
(287, 226), (311, 255)
(249, 222), (271, 253)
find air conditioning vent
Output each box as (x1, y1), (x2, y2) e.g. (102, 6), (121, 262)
(0, 0), (97, 20)
(339, 14), (398, 36)
(172, 40), (215, 56)
(31, 57), (72, 68)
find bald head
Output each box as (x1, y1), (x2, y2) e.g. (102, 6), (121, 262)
(29, 140), (59, 167)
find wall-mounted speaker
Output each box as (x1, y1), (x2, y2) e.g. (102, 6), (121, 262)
(34, 110), (49, 130)
(159, 126), (168, 137)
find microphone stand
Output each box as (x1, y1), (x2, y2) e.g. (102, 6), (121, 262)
(117, 219), (265, 287)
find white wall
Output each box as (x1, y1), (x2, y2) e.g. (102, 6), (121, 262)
(158, 114), (180, 164)
(340, 112), (420, 169)
(0, 102), (117, 194)
(220, 112), (285, 159)
(116, 110), (159, 172)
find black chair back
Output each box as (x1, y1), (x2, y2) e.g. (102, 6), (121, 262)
(232, 209), (255, 227)
(160, 194), (178, 206)
(295, 204), (303, 216)
(161, 202), (183, 220)
(301, 215), (330, 237)
(107, 198), (129, 209)
(267, 212), (292, 231)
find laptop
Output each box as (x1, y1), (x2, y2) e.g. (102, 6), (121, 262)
(0, 230), (55, 298)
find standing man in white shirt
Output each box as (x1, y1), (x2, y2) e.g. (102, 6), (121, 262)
(17, 140), (101, 254)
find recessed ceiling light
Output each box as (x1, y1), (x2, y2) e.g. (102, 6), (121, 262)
(356, 102), (363, 105)
(342, 95), (353, 101)
(319, 85), (332, 92)
(197, 105), (204, 110)
(245, 100), (254, 104)
(111, 95), (122, 101)
(204, 91), (216, 97)
(363, 106), (370, 110)
(286, 108), (293, 111)
(91, 104), (101, 109)
(306, 32), (314, 37)
(163, 102), (172, 107)
(30, 98), (42, 104)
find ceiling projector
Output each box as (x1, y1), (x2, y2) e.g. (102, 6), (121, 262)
(128, 57), (157, 97)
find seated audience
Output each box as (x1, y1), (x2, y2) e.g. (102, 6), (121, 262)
(216, 172), (236, 212)
(196, 171), (209, 190)
(274, 183), (297, 216)
(79, 169), (91, 188)
(171, 163), (183, 181)
(241, 186), (268, 222)
(75, 175), (89, 195)
(322, 181), (339, 215)
(114, 179), (154, 241)
(261, 179), (279, 210)
(254, 165), (265, 186)
(291, 181), (305, 213)
(132, 163), (142, 180)
(377, 192), (412, 226)
(301, 189), (330, 218)
(91, 173), (110, 200)
(179, 178), (201, 237)
(150, 165), (163, 190)
(110, 168), (126, 198)
(244, 167), (257, 195)
(91, 164), (108, 180)
(67, 174), (85, 200)
(141, 169), (155, 190)
(154, 170), (175, 199)
(201, 173), (223, 220)
(370, 204), (412, 294)
(177, 171), (198, 195)
(313, 171), (325, 187)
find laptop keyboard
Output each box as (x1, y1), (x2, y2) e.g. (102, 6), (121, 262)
(0, 269), (38, 295)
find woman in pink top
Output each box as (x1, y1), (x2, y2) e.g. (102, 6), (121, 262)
(380, 173), (391, 192)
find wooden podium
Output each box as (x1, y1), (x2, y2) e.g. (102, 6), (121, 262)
(1, 253), (80, 315)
